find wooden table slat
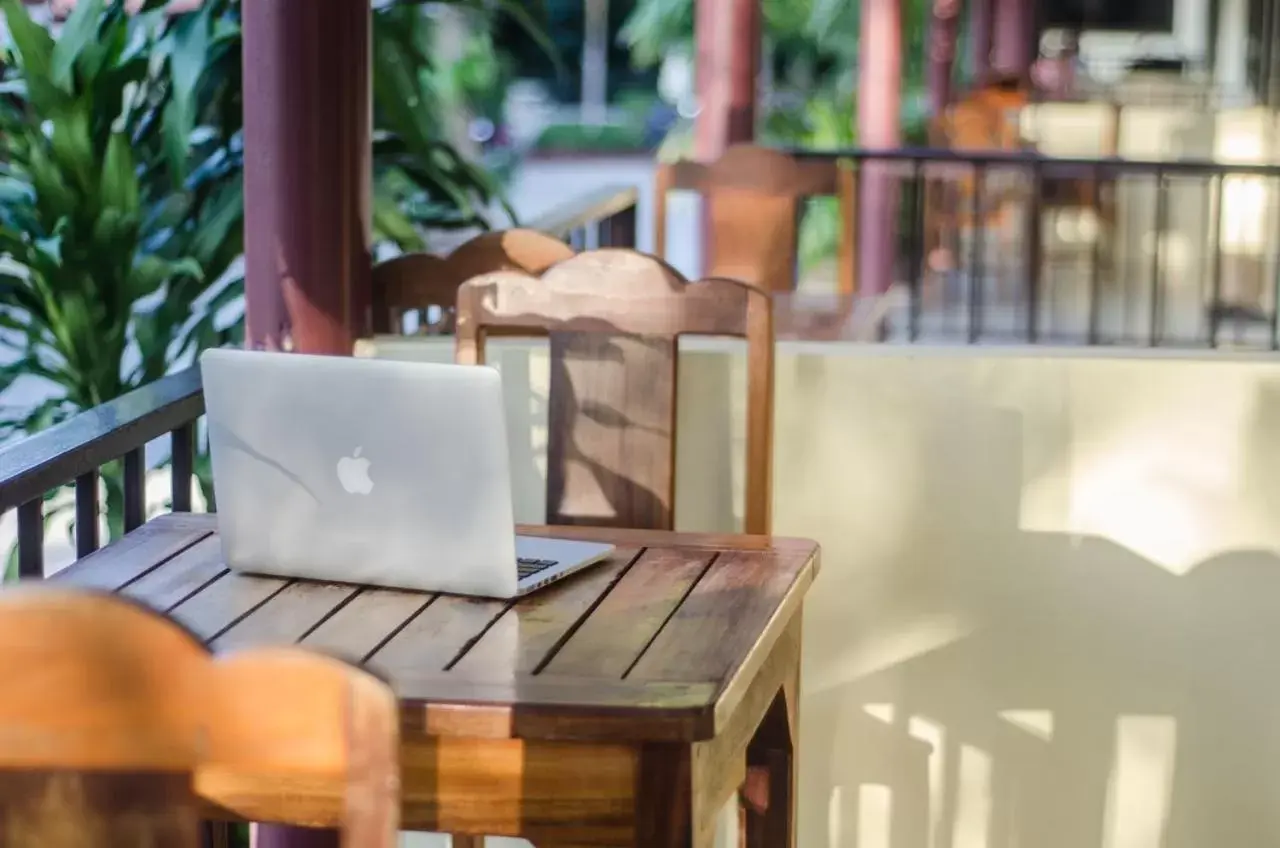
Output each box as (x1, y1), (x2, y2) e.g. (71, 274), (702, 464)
(210, 581), (363, 652)
(50, 514), (213, 591)
(300, 588), (435, 662)
(541, 548), (715, 679)
(119, 535), (227, 612)
(625, 549), (810, 684)
(451, 547), (640, 675)
(364, 594), (510, 677)
(167, 571), (290, 641)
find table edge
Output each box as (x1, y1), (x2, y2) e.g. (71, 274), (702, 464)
(710, 544), (819, 734)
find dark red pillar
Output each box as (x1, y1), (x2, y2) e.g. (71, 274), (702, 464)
(693, 0), (760, 159)
(242, 0), (372, 356)
(692, 0), (759, 276)
(927, 0), (963, 117)
(240, 3), (370, 844)
(858, 0), (902, 294)
(970, 0), (994, 82)
(991, 0), (1035, 77)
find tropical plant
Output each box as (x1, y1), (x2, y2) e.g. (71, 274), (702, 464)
(0, 0), (243, 574)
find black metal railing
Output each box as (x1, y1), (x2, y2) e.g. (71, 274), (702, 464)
(0, 369), (204, 579)
(788, 147), (1280, 348)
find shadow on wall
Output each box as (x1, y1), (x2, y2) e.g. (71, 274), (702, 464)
(781, 356), (1280, 848)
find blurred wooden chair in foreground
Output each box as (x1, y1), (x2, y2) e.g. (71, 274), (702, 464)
(456, 248), (775, 535)
(655, 144), (857, 293)
(0, 588), (399, 847)
(370, 228), (574, 335)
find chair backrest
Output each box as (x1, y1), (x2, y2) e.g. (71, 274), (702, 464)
(655, 145), (857, 294)
(0, 588), (399, 848)
(455, 249), (775, 534)
(370, 228), (574, 334)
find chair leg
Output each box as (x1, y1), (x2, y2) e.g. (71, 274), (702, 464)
(202, 822), (232, 848)
(452, 836), (484, 848)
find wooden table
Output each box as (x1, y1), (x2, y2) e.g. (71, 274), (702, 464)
(52, 513), (819, 847)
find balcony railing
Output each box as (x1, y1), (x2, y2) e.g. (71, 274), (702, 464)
(790, 148), (1280, 349)
(0, 369), (203, 578)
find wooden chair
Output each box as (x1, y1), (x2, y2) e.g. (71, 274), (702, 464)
(370, 228), (574, 334)
(927, 80), (1120, 301)
(655, 144), (857, 294)
(0, 587), (399, 847)
(455, 248), (775, 535)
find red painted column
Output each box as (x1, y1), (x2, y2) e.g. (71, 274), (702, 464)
(242, 0), (372, 355)
(927, 0), (963, 117)
(990, 0), (1035, 77)
(970, 0), (994, 83)
(693, 0), (759, 276)
(693, 0), (759, 158)
(240, 3), (369, 845)
(858, 0), (902, 294)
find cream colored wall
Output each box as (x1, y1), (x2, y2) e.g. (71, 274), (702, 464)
(365, 337), (1280, 848)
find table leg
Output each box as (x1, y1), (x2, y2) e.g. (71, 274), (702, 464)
(740, 650), (800, 847)
(202, 822), (232, 848)
(252, 825), (340, 848)
(634, 742), (701, 848)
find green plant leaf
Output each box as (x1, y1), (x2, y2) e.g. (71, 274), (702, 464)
(160, 1), (212, 183)
(186, 181), (242, 268)
(25, 141), (77, 225)
(1, 1), (71, 116)
(49, 106), (95, 196)
(2, 0), (55, 89)
(100, 132), (140, 216)
(371, 193), (425, 250)
(51, 0), (104, 92)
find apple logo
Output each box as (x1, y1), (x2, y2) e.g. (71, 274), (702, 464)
(336, 446), (374, 495)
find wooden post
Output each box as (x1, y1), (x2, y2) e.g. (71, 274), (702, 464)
(693, 0), (759, 158)
(858, 0), (902, 295)
(242, 0), (372, 356)
(927, 0), (963, 117)
(241, 2), (369, 844)
(970, 0), (994, 82)
(693, 0), (760, 276)
(991, 0), (1035, 77)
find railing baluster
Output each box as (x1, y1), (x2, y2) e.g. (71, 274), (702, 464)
(907, 159), (925, 341)
(171, 422), (195, 513)
(969, 163), (986, 344)
(1026, 159), (1044, 342)
(1272, 174), (1280, 351)
(1088, 163), (1104, 345)
(123, 447), (146, 532)
(1150, 167), (1168, 347)
(1209, 172), (1225, 349)
(600, 205), (638, 249)
(17, 499), (44, 579)
(74, 470), (99, 558)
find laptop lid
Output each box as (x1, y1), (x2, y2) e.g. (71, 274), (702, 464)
(200, 348), (520, 597)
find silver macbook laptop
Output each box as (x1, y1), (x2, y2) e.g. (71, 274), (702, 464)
(199, 348), (615, 599)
